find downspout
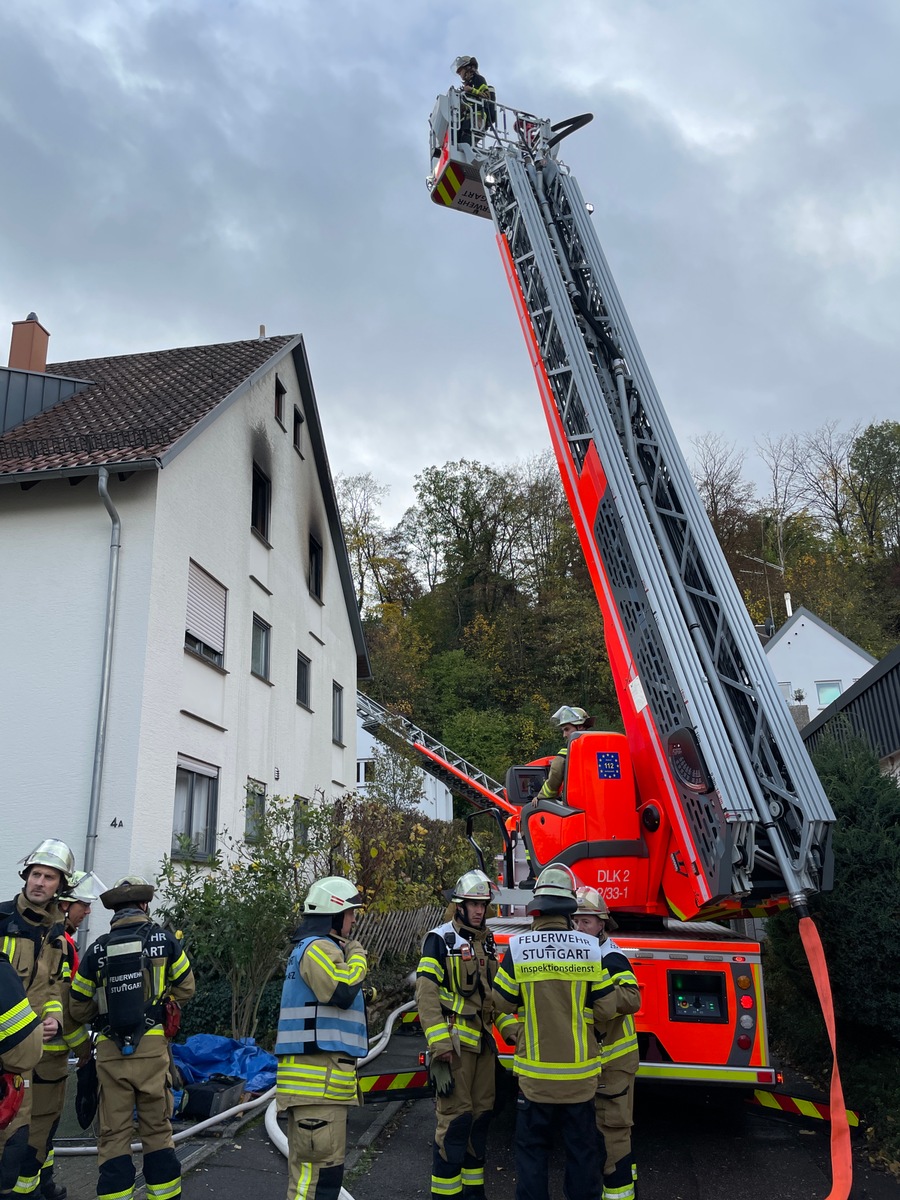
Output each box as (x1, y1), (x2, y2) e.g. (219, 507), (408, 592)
(84, 467), (121, 881)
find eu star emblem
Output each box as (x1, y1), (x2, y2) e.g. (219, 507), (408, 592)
(596, 751), (621, 779)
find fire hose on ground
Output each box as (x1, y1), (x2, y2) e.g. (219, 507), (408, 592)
(55, 998), (417, 1200)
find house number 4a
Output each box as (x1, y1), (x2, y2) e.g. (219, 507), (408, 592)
(109, 818), (124, 828)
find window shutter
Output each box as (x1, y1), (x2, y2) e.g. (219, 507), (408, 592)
(186, 562), (226, 654)
(177, 755), (219, 778)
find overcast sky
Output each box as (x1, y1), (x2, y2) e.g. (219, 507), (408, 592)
(1, 1), (898, 523)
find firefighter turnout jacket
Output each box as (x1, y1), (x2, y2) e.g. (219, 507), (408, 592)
(598, 937), (640, 1071)
(415, 914), (497, 1057)
(16, 934), (90, 1197)
(0, 896), (68, 1196)
(275, 931), (368, 1108)
(69, 910), (195, 1200)
(492, 915), (617, 1103)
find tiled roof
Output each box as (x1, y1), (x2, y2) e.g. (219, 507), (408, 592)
(0, 335), (295, 475)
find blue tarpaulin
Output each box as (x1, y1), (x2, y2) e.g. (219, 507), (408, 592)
(171, 1034), (277, 1094)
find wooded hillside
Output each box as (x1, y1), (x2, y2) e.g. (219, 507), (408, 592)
(339, 418), (900, 779)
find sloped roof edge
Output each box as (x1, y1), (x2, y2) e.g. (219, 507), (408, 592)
(290, 338), (371, 681)
(763, 605), (877, 665)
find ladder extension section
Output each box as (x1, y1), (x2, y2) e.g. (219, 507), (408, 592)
(356, 693), (513, 815)
(470, 130), (833, 914)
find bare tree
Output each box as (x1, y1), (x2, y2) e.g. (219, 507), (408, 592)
(755, 433), (803, 569)
(690, 432), (755, 554)
(792, 421), (857, 540)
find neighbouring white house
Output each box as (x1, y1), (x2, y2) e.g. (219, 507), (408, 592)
(763, 605), (876, 717)
(0, 314), (369, 915)
(355, 713), (454, 822)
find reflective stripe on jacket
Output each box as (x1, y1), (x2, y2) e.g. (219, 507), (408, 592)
(415, 918), (496, 1056)
(275, 937), (367, 1057)
(598, 939), (640, 1068)
(492, 915), (617, 1103)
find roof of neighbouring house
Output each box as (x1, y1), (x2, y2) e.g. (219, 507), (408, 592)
(763, 605), (877, 666)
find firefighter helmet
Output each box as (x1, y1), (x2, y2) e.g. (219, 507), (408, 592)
(525, 863), (578, 916)
(101, 876), (155, 910)
(574, 884), (618, 930)
(303, 876), (364, 915)
(19, 840), (75, 887)
(64, 871), (107, 905)
(451, 869), (495, 904)
(453, 55), (478, 73)
(551, 705), (592, 729)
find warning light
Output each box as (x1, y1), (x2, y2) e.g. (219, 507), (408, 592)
(737, 1034), (751, 1050)
(418, 1053), (427, 1066)
(732, 955), (747, 962)
(740, 995), (753, 1009)
(736, 975), (751, 990)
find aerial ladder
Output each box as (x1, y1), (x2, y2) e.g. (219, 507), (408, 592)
(426, 86), (851, 1193)
(428, 88), (834, 926)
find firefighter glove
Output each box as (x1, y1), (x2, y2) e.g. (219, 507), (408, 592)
(429, 1058), (455, 1097)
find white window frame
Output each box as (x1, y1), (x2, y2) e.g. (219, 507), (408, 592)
(173, 756), (219, 860)
(252, 614), (271, 681)
(332, 681), (344, 745)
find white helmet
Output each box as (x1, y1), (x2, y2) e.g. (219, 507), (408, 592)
(551, 706), (591, 729)
(304, 876), (364, 915)
(526, 863), (578, 916)
(20, 840), (75, 887)
(451, 869), (495, 904)
(63, 871), (107, 905)
(452, 55), (478, 73)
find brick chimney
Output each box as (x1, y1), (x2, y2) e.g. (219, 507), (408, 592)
(8, 312), (50, 373)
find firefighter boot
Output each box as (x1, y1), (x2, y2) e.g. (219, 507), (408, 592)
(39, 1165), (67, 1200)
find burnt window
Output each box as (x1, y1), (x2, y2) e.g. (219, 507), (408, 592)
(251, 464), (271, 541)
(309, 535), (323, 600)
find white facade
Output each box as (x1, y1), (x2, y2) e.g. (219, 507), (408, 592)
(763, 606), (877, 716)
(355, 715), (454, 823)
(0, 347), (363, 921)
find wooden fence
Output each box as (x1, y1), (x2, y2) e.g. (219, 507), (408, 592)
(353, 904), (445, 966)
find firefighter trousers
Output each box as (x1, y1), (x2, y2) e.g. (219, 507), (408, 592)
(596, 1065), (636, 1198)
(431, 1046), (495, 1199)
(96, 1044), (180, 1200)
(16, 1072), (66, 1195)
(0, 1075), (32, 1197)
(513, 1094), (602, 1200)
(284, 1102), (348, 1200)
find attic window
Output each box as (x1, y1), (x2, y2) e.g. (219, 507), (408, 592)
(293, 406), (305, 455)
(275, 375), (287, 427)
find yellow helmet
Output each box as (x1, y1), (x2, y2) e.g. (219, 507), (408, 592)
(451, 869), (495, 904)
(574, 885), (618, 929)
(526, 863), (578, 916)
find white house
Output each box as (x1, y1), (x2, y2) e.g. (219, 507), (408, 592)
(763, 606), (876, 716)
(0, 315), (369, 914)
(355, 713), (454, 822)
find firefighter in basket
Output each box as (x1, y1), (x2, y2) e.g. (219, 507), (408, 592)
(416, 869), (500, 1200)
(69, 876), (195, 1200)
(537, 706), (593, 802)
(274, 876), (372, 1200)
(573, 886), (641, 1200)
(15, 872), (103, 1200)
(0, 841), (74, 1200)
(491, 864), (618, 1200)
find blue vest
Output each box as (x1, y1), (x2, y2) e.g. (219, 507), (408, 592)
(274, 937), (367, 1058)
